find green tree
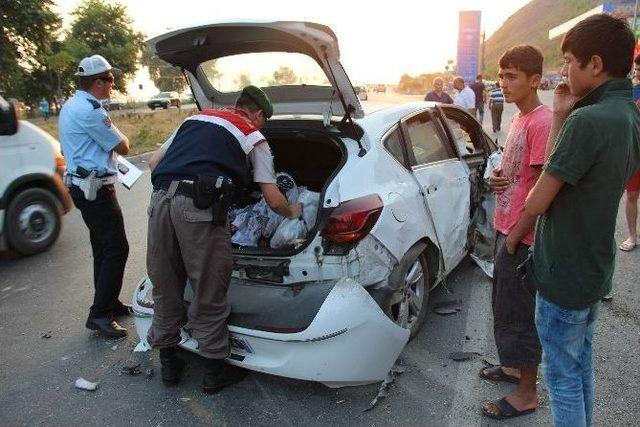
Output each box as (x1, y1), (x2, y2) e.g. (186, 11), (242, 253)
(0, 0), (61, 102)
(234, 73), (252, 90)
(141, 45), (186, 92)
(66, 0), (145, 93)
(269, 66), (297, 85)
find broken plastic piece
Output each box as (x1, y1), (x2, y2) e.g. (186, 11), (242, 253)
(121, 362), (142, 376)
(41, 332), (52, 339)
(433, 299), (463, 315)
(75, 377), (98, 391)
(364, 361), (406, 411)
(449, 351), (481, 361)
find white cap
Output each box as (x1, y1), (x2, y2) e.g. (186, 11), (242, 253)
(74, 54), (121, 77)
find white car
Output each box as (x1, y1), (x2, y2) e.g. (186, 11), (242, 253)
(133, 21), (497, 387)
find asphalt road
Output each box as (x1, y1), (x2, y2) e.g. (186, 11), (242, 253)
(1, 91), (639, 426)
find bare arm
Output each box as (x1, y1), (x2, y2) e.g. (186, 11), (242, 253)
(113, 135), (130, 155)
(524, 172), (565, 217)
(148, 148), (166, 172)
(259, 183), (301, 219)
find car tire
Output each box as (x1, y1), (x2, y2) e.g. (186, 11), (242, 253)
(382, 245), (430, 340)
(150, 106), (155, 110)
(5, 188), (62, 255)
(163, 104), (168, 109)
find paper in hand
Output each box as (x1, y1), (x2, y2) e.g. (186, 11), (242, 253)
(116, 155), (142, 189)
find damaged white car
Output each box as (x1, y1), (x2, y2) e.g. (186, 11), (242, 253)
(133, 21), (497, 387)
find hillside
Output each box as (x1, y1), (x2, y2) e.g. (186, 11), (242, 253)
(483, 0), (630, 77)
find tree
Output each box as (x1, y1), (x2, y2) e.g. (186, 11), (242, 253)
(66, 0), (145, 93)
(141, 46), (186, 93)
(269, 66), (297, 85)
(0, 0), (61, 101)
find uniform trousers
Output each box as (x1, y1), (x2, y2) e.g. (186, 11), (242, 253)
(70, 184), (129, 319)
(146, 185), (232, 359)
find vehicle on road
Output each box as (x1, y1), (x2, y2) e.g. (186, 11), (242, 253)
(354, 85), (368, 101)
(134, 21), (497, 387)
(105, 93), (127, 111)
(147, 91), (181, 110)
(374, 84), (386, 93)
(0, 97), (73, 255)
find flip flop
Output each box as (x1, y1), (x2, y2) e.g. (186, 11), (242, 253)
(619, 239), (637, 252)
(481, 397), (536, 420)
(479, 366), (519, 384)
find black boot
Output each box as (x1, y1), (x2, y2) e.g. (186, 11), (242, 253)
(202, 359), (248, 394)
(159, 346), (184, 385)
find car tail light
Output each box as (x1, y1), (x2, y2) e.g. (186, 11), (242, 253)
(55, 156), (66, 176)
(321, 194), (383, 244)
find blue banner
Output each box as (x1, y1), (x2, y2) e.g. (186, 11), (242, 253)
(456, 11), (482, 83)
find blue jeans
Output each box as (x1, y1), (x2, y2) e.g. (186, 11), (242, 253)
(535, 293), (600, 427)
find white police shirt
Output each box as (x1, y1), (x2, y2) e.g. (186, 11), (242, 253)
(59, 90), (123, 176)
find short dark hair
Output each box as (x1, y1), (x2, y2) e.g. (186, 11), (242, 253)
(235, 93), (262, 115)
(561, 13), (635, 78)
(634, 54), (640, 67)
(499, 45), (544, 77)
(476, 74), (482, 80)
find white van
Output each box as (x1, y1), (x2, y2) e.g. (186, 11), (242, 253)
(0, 97), (72, 255)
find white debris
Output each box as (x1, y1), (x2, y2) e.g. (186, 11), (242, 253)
(75, 377), (99, 391)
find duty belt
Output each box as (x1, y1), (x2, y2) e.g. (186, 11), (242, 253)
(69, 174), (116, 187)
(154, 180), (194, 198)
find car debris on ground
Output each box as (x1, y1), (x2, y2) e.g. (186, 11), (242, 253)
(74, 377), (99, 391)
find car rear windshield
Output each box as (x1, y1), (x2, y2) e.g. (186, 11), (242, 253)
(199, 52), (330, 93)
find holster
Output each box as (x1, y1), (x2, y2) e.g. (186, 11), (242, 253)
(193, 175), (235, 226)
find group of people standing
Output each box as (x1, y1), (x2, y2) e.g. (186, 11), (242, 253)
(55, 12), (639, 426)
(478, 14), (639, 427)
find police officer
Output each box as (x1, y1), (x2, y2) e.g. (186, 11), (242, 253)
(146, 86), (301, 393)
(59, 55), (131, 338)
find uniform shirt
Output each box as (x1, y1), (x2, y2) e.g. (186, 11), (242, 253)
(533, 79), (640, 309)
(453, 86), (476, 110)
(158, 108), (276, 185)
(494, 105), (551, 245)
(59, 90), (123, 176)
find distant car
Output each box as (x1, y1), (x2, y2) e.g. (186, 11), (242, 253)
(374, 84), (386, 93)
(354, 85), (368, 101)
(147, 92), (181, 110)
(105, 94), (127, 111)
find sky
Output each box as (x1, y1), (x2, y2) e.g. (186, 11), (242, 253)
(53, 0), (531, 96)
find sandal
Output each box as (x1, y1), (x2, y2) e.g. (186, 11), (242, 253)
(481, 397), (536, 420)
(619, 239), (637, 252)
(479, 366), (519, 384)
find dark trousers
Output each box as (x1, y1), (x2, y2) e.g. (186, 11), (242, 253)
(70, 184), (129, 319)
(491, 103), (504, 132)
(492, 232), (541, 367)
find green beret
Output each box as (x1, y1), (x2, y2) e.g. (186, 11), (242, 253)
(241, 85), (273, 118)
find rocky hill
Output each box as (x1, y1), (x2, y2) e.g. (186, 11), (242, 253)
(483, 0), (630, 77)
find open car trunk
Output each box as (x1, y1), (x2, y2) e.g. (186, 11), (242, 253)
(230, 121), (345, 256)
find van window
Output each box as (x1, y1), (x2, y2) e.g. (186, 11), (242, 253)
(405, 114), (453, 165)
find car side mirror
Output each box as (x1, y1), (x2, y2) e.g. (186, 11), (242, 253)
(0, 96), (19, 136)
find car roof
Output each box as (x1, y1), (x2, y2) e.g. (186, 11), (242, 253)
(355, 101), (438, 138)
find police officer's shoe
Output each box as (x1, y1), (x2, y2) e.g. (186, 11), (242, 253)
(113, 302), (134, 317)
(85, 317), (127, 338)
(202, 359), (248, 394)
(160, 346), (184, 385)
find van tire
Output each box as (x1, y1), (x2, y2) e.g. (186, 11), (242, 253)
(382, 245), (430, 340)
(5, 188), (62, 255)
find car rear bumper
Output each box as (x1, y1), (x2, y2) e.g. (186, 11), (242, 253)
(132, 276), (409, 387)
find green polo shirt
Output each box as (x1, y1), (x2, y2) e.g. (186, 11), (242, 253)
(532, 78), (640, 309)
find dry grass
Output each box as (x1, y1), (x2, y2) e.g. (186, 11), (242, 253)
(28, 107), (198, 156)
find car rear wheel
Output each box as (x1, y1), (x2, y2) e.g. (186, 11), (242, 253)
(383, 246), (430, 339)
(5, 188), (62, 255)
(163, 104), (168, 109)
(150, 106), (155, 110)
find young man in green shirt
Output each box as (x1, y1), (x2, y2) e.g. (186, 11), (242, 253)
(523, 14), (639, 426)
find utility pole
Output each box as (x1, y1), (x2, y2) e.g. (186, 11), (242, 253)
(634, 0), (639, 35)
(481, 30), (486, 76)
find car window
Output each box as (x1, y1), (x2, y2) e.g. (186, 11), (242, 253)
(441, 111), (484, 156)
(383, 126), (406, 166)
(405, 114), (453, 165)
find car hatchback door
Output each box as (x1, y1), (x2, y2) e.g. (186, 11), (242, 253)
(400, 109), (471, 272)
